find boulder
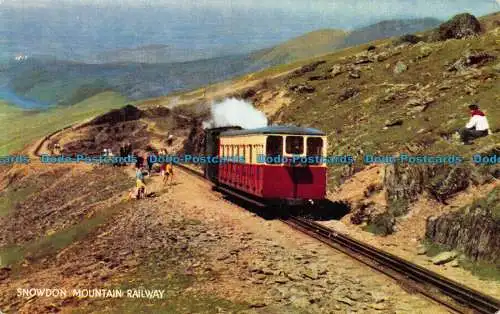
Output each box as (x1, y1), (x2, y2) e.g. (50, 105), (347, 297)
(393, 61), (408, 74)
(366, 212), (396, 236)
(348, 70), (361, 79)
(289, 84), (316, 94)
(293, 60), (326, 76)
(431, 251), (457, 265)
(432, 13), (482, 41)
(308, 74), (333, 81)
(330, 64), (343, 76)
(338, 87), (360, 102)
(384, 119), (403, 127)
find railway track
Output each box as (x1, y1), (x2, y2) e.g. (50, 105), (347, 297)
(30, 126), (500, 314)
(175, 163), (500, 314)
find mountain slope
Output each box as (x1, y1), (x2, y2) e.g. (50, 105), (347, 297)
(252, 29), (347, 65)
(342, 18), (442, 47)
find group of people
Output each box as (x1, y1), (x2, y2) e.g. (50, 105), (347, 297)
(133, 148), (174, 200)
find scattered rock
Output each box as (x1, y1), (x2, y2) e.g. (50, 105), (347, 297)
(367, 212), (396, 236)
(349, 70), (361, 79)
(302, 268), (319, 280)
(336, 297), (355, 306)
(330, 64), (343, 76)
(286, 272), (303, 281)
(384, 119), (403, 127)
(448, 50), (496, 72)
(437, 81), (453, 90)
(293, 60), (327, 76)
(418, 45), (433, 59)
(248, 300), (267, 308)
(431, 251), (458, 265)
(450, 260), (459, 267)
(417, 247), (428, 255)
(289, 84), (316, 94)
(0, 267), (11, 280)
(371, 303), (388, 310)
(338, 87), (360, 102)
(291, 296), (311, 309)
(374, 52), (390, 62)
(309, 74), (333, 81)
(393, 61), (408, 74)
(274, 276), (289, 284)
(354, 55), (373, 65)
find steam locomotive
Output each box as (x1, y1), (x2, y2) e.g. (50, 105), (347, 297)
(204, 125), (328, 207)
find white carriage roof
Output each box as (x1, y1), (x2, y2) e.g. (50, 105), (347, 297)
(220, 125), (325, 136)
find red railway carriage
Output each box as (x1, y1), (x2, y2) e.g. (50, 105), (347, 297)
(205, 125), (328, 206)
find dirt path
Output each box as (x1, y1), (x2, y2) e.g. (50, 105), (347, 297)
(137, 167), (450, 313)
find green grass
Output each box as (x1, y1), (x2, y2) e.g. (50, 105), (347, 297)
(255, 29), (347, 65)
(0, 91), (127, 155)
(422, 239), (500, 281)
(458, 257), (500, 282)
(460, 186), (500, 222)
(0, 183), (39, 217)
(0, 201), (128, 268)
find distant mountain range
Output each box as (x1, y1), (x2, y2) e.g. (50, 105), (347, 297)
(1, 17), (443, 108)
(93, 44), (218, 64)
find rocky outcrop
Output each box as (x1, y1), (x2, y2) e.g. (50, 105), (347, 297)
(289, 84), (316, 94)
(87, 104), (143, 126)
(426, 188), (500, 263)
(383, 163), (479, 213)
(447, 50), (497, 72)
(292, 60), (326, 76)
(432, 13), (482, 41)
(182, 119), (205, 156)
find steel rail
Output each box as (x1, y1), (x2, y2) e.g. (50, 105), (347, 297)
(175, 164), (500, 314)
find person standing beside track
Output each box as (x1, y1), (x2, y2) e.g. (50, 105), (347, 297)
(135, 166), (146, 199)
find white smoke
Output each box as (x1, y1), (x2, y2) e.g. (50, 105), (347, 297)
(203, 98), (268, 129)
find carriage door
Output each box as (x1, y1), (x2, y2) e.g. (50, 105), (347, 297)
(285, 136), (305, 198)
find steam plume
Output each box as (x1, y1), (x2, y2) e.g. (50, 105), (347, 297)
(203, 98), (268, 129)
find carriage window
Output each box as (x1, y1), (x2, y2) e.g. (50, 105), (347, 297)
(307, 137), (323, 156)
(286, 136), (304, 154)
(266, 136), (283, 164)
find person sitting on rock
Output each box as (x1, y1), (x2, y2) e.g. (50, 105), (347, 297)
(459, 103), (490, 145)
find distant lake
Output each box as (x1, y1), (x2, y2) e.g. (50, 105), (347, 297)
(0, 87), (48, 109)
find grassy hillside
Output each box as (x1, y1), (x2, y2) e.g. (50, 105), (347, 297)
(252, 29), (347, 64)
(169, 12), (500, 187)
(0, 92), (126, 155)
